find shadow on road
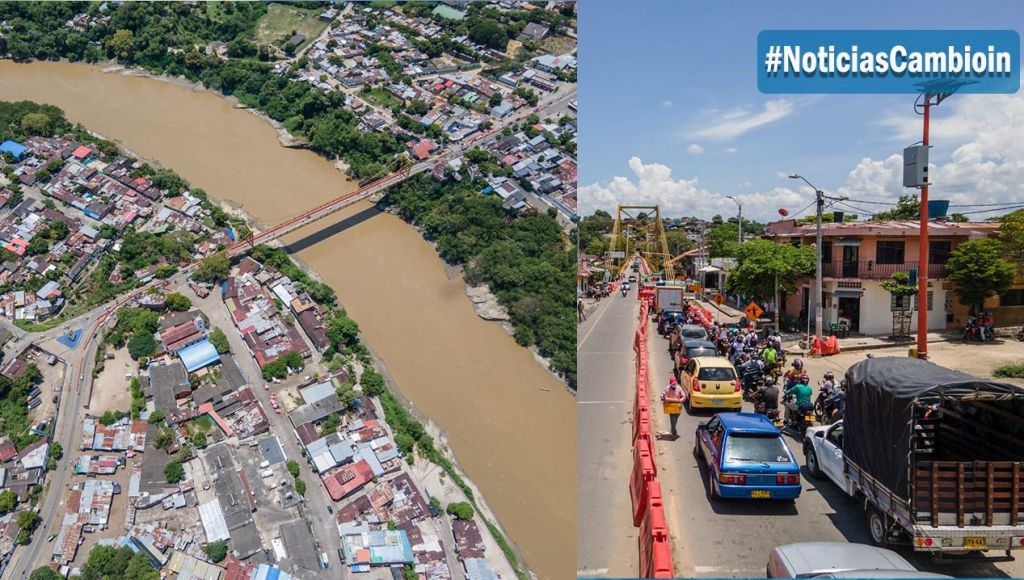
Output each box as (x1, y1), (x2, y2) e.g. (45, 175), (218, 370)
(281, 203), (381, 254)
(693, 454), (801, 517)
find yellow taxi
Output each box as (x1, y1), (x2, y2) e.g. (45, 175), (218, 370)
(678, 356), (742, 411)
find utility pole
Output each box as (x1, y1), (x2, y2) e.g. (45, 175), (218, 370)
(774, 272), (780, 331)
(727, 195), (742, 244)
(917, 98), (931, 360)
(789, 174), (827, 349)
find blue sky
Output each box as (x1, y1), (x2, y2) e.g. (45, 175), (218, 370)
(578, 0), (1024, 222)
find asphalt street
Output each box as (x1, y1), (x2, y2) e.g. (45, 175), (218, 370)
(645, 297), (1024, 578)
(576, 288), (641, 578)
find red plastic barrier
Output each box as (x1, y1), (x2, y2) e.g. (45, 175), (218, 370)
(629, 438), (656, 526)
(633, 405), (653, 451)
(639, 481), (673, 578)
(809, 335), (841, 356)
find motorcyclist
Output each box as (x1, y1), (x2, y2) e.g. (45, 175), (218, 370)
(820, 371), (836, 396)
(754, 381), (780, 413)
(824, 380), (847, 422)
(783, 358), (804, 389)
(784, 373), (813, 425)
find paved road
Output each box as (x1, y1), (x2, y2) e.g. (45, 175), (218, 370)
(644, 305), (1024, 578)
(576, 287), (640, 578)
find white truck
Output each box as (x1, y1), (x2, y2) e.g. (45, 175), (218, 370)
(653, 285), (684, 312)
(804, 357), (1024, 556)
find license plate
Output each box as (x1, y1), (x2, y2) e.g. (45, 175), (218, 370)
(963, 537), (987, 549)
(751, 490), (770, 498)
(712, 399), (724, 406)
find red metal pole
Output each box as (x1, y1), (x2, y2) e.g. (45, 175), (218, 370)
(917, 99), (930, 359)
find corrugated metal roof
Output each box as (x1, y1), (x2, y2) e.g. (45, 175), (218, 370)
(178, 340), (220, 373)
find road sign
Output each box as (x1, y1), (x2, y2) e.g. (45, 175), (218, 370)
(744, 302), (764, 321)
(713, 294), (725, 305)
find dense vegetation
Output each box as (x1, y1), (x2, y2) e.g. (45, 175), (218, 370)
(387, 175), (575, 388)
(0, 363), (43, 450)
(79, 545), (160, 580)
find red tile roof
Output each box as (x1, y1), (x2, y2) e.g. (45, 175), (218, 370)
(71, 145), (92, 159)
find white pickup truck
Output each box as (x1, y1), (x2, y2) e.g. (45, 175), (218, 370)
(804, 357), (1024, 556)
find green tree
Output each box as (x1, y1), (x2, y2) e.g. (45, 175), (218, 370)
(107, 29), (134, 60)
(191, 432), (207, 448)
(326, 315), (360, 349)
(446, 501), (474, 521)
(361, 368), (386, 397)
(164, 462), (184, 484)
(873, 194), (920, 221)
(29, 567), (61, 580)
(880, 271), (919, 337)
(999, 209), (1024, 272)
(286, 460), (300, 478)
(294, 477), (306, 495)
(147, 410), (166, 425)
(725, 240), (815, 303)
(193, 252), (230, 283)
(165, 292), (191, 312)
(707, 222), (741, 258)
(16, 509), (39, 532)
(0, 490), (17, 514)
(946, 238), (1015, 312)
(208, 327), (230, 354)
(203, 540), (228, 563)
(154, 428), (174, 452)
(127, 333), (156, 360)
(49, 442), (62, 461)
(20, 112), (52, 136)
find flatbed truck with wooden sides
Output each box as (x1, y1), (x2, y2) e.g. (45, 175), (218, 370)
(804, 357), (1024, 557)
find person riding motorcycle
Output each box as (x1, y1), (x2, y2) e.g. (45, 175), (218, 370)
(823, 380), (847, 423)
(820, 371), (836, 395)
(754, 381), (780, 413)
(784, 373), (814, 425)
(783, 358), (804, 389)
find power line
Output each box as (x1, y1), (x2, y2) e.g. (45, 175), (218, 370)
(837, 197), (898, 206)
(789, 199), (817, 220)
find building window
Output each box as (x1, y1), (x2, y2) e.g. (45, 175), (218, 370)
(911, 291), (934, 311)
(929, 241), (952, 264)
(875, 240), (905, 265)
(1002, 289), (1024, 307)
(821, 241), (832, 264)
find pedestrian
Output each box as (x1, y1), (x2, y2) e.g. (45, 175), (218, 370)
(661, 376), (685, 438)
(578, 299), (586, 322)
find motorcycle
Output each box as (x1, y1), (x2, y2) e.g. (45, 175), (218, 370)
(621, 286), (628, 297)
(752, 390), (784, 430)
(737, 359), (765, 398)
(782, 395), (815, 440)
(1017, 327), (1024, 342)
(962, 317), (992, 342)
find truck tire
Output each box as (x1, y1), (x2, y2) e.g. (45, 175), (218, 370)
(867, 507), (888, 546)
(805, 445), (822, 478)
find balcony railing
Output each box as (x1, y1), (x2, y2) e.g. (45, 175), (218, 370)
(820, 261), (947, 280)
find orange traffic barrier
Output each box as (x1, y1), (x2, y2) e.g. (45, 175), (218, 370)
(633, 405), (653, 450)
(630, 437), (657, 526)
(809, 335), (841, 356)
(639, 481), (673, 578)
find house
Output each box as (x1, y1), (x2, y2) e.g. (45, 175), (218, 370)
(0, 140), (28, 160)
(409, 140), (436, 161)
(146, 361), (190, 413)
(490, 101), (514, 119)
(519, 22), (550, 41)
(765, 219), (1014, 334)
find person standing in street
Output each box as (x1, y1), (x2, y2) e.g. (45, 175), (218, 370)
(661, 376), (685, 439)
(578, 298), (586, 322)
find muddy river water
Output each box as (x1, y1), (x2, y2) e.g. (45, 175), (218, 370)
(0, 61), (573, 579)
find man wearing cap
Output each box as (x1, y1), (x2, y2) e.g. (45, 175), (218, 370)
(661, 376), (685, 438)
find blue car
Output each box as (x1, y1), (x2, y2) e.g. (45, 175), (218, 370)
(694, 412), (802, 500)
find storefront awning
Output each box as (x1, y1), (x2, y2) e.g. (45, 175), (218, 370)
(833, 290), (863, 299)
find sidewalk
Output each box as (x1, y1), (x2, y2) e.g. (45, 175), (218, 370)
(788, 330), (964, 355)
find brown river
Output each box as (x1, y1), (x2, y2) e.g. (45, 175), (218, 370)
(0, 61), (573, 579)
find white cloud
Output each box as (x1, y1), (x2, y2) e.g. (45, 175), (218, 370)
(725, 147), (738, 154)
(842, 88), (1024, 210)
(662, 100), (673, 108)
(689, 99), (796, 141)
(687, 143), (703, 154)
(578, 157), (808, 221)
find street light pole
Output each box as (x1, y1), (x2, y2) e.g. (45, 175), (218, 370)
(789, 174), (826, 349)
(917, 98), (931, 360)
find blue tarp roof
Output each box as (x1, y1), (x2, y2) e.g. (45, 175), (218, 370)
(177, 339), (220, 372)
(0, 140), (27, 159)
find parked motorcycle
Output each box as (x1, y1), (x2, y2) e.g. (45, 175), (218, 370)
(1017, 327), (1024, 342)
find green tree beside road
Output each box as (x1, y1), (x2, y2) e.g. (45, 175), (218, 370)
(725, 240), (815, 304)
(946, 238), (1015, 312)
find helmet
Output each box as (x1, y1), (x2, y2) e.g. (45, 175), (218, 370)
(669, 376), (677, 385)
(799, 373), (810, 383)
(823, 371), (835, 380)
(792, 358), (804, 369)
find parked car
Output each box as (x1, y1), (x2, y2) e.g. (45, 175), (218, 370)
(694, 413), (801, 500)
(678, 356), (741, 411)
(766, 542), (953, 578)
